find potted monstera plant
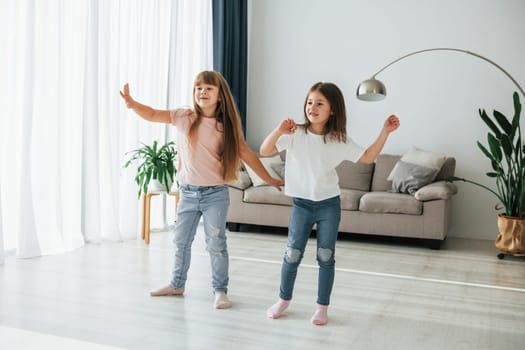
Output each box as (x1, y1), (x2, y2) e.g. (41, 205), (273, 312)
(449, 92), (524, 258)
(124, 140), (177, 198)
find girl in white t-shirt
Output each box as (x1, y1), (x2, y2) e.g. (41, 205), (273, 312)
(120, 71), (283, 309)
(260, 82), (399, 325)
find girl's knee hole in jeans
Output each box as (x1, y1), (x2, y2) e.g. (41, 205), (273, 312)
(211, 225), (220, 237)
(317, 248), (333, 262)
(285, 247), (301, 263)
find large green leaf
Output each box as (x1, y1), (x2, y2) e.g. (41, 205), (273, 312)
(477, 141), (495, 162)
(493, 110), (512, 135)
(487, 133), (502, 162)
(479, 109), (501, 138)
(513, 91), (522, 119)
(500, 134), (513, 157)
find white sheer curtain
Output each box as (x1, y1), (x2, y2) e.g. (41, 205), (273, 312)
(0, 191), (3, 264)
(0, 0), (212, 259)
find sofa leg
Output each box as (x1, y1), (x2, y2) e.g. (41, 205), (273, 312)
(428, 239), (442, 250)
(227, 222), (240, 232)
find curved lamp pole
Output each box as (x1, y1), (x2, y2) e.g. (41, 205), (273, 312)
(356, 48), (525, 101)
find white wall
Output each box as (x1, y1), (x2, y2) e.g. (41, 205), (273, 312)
(246, 0), (525, 240)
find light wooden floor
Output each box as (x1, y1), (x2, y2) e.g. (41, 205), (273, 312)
(1, 225), (525, 350)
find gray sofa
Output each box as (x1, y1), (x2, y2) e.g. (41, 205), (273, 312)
(226, 154), (457, 249)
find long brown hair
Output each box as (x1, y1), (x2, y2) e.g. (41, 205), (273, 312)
(302, 82), (347, 143)
(189, 71), (244, 181)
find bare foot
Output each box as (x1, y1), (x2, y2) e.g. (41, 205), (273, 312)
(214, 292), (232, 309)
(311, 304), (328, 325)
(266, 299), (290, 319)
(150, 285), (185, 296)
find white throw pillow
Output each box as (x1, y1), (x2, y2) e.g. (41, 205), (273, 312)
(401, 146), (447, 171)
(243, 155), (283, 187)
(227, 170), (253, 190)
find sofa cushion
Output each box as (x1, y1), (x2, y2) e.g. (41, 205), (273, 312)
(336, 161), (374, 191)
(359, 192), (423, 215)
(340, 188), (367, 210)
(243, 186), (292, 206)
(435, 157), (456, 181)
(371, 154), (400, 192)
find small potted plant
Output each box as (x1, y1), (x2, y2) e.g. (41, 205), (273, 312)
(449, 92), (524, 257)
(124, 140), (177, 198)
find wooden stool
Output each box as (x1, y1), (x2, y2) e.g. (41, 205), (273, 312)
(141, 190), (179, 244)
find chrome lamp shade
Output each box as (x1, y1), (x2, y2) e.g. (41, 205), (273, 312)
(356, 78), (387, 101)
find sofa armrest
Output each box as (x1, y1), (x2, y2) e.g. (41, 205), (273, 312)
(414, 181), (458, 201)
(227, 170), (252, 190)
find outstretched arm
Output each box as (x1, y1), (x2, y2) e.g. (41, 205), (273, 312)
(359, 115), (400, 164)
(260, 118), (297, 156)
(240, 141), (284, 191)
(120, 83), (171, 123)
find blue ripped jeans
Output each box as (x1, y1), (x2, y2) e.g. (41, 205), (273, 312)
(169, 184), (230, 293)
(279, 196), (340, 305)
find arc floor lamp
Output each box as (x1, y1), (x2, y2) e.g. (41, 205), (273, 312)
(356, 48), (524, 101)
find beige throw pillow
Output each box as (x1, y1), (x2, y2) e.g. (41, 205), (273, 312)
(414, 181), (458, 201)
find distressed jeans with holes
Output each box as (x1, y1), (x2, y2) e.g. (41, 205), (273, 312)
(170, 184), (230, 293)
(279, 196), (340, 305)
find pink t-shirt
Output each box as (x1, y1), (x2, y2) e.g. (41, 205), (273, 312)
(170, 108), (225, 186)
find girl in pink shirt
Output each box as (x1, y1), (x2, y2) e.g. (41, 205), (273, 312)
(120, 71), (282, 309)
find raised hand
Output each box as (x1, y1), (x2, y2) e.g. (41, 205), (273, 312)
(384, 114), (400, 133)
(119, 83), (135, 108)
(278, 118), (297, 135)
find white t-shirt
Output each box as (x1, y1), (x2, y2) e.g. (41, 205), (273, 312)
(276, 128), (365, 201)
